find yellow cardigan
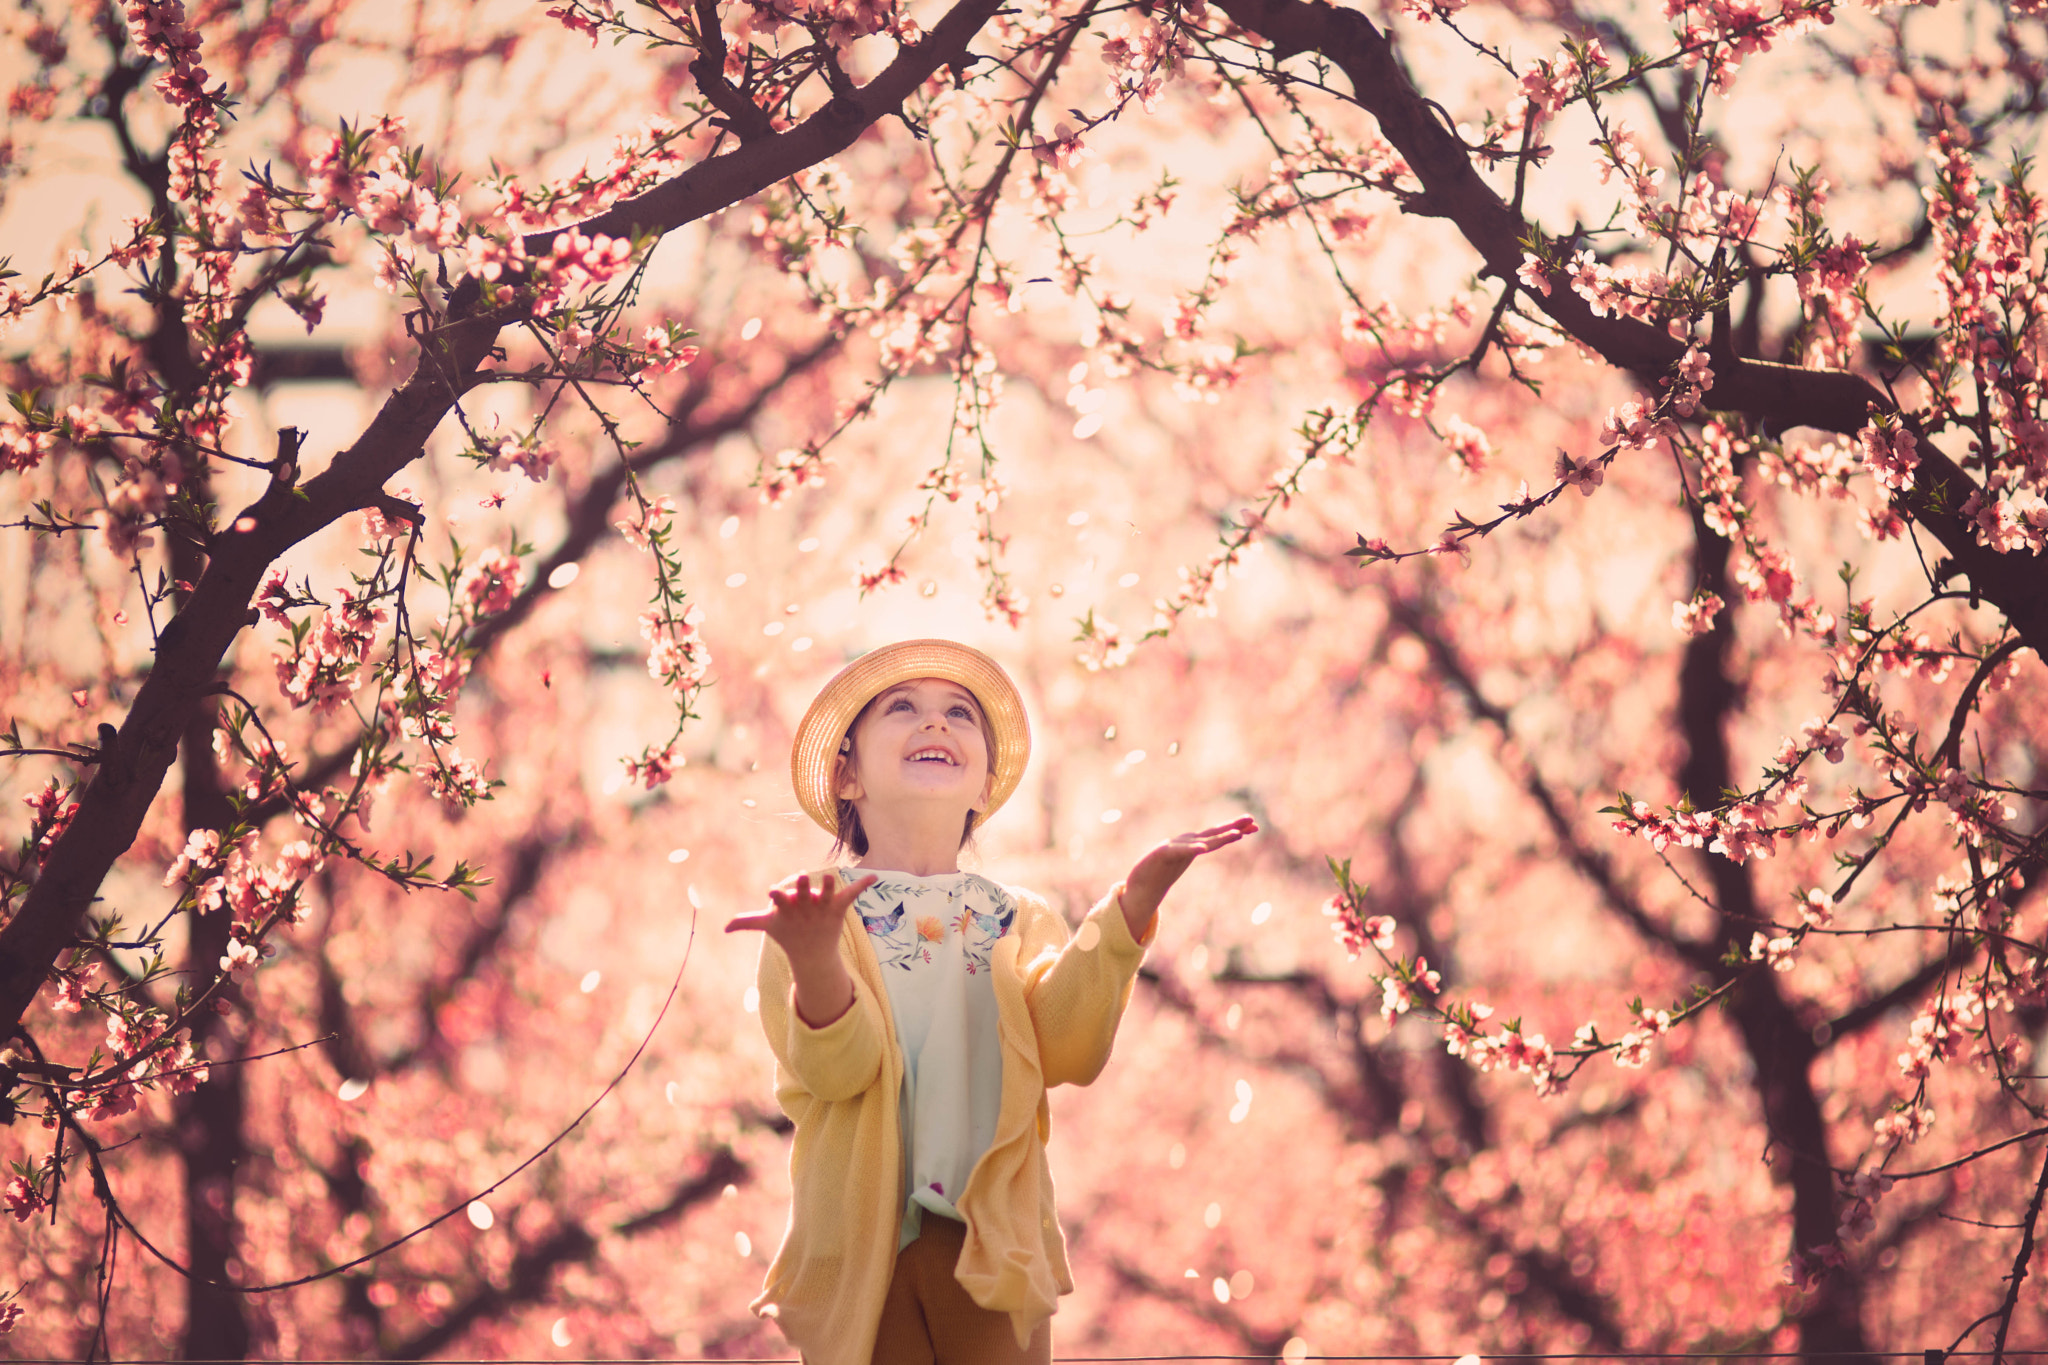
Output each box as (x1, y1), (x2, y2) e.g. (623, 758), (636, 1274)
(748, 874), (1153, 1364)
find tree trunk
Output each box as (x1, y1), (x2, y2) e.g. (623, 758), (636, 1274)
(1678, 503), (1867, 1361)
(173, 680), (251, 1361)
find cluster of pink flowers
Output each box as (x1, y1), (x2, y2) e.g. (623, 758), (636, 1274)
(1440, 416), (1491, 476)
(1564, 249), (1671, 323)
(1855, 417), (1919, 495)
(61, 1010), (207, 1122)
(1097, 13), (1191, 112)
(1172, 347), (1243, 404)
(1668, 0), (1837, 94)
(1796, 235), (1868, 368)
(398, 649), (469, 745)
(22, 779), (77, 868)
(97, 459), (170, 555)
(1664, 345), (1714, 416)
(1510, 39), (1608, 134)
(854, 563), (908, 594)
(164, 822), (319, 932)
(123, 0), (208, 112)
(1075, 615), (1133, 673)
(1748, 930), (1797, 972)
(530, 229), (634, 312)
(634, 325), (700, 382)
(0, 421), (56, 474)
(1442, 1006), (1565, 1093)
(1609, 793), (1796, 866)
(422, 749), (492, 810)
(272, 585), (389, 714)
(1400, 0), (1467, 22)
(1160, 539), (1245, 623)
(1378, 959), (1442, 1022)
(759, 446), (830, 505)
(483, 437), (560, 483)
(1322, 878), (1394, 961)
(455, 547), (524, 620)
(639, 605), (711, 700)
(615, 494), (676, 551)
(1597, 399), (1674, 452)
(546, 0), (619, 42)
(1960, 478), (2048, 555)
(622, 742), (681, 789)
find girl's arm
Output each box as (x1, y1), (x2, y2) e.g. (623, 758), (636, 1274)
(1025, 816), (1258, 1086)
(1116, 817), (1259, 939)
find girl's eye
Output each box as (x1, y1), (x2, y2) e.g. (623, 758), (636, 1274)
(949, 705), (972, 719)
(889, 697), (912, 711)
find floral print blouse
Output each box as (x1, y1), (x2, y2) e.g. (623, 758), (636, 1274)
(841, 867), (1019, 1248)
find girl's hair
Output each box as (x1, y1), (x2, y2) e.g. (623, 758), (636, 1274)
(826, 689), (995, 864)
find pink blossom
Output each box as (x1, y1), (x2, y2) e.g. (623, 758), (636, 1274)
(1441, 416), (1491, 476)
(456, 547), (524, 619)
(484, 437), (560, 483)
(1750, 932), (1796, 971)
(1671, 591), (1724, 636)
(1874, 1102), (1934, 1145)
(1516, 253), (1553, 298)
(1032, 122), (1085, 171)
(615, 495), (677, 550)
(639, 604), (711, 698)
(4, 1175), (40, 1223)
(557, 322), (597, 361)
(256, 568), (295, 627)
(1856, 420), (1919, 493)
(636, 325), (700, 380)
(1554, 449), (1604, 496)
(624, 744), (680, 789)
(1799, 717), (1847, 763)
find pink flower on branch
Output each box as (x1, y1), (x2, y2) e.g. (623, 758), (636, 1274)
(455, 547), (524, 620)
(1671, 591), (1725, 636)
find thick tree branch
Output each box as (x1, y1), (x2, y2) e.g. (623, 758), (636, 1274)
(0, 0), (1005, 1040)
(1210, 0), (2048, 653)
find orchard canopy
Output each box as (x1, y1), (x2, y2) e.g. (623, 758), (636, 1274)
(3, 0), (2047, 1356)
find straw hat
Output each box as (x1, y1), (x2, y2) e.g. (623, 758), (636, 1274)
(790, 639), (1032, 837)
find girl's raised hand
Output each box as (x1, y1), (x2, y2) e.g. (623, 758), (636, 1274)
(725, 870), (879, 965)
(1121, 816), (1258, 936)
(727, 871), (878, 1027)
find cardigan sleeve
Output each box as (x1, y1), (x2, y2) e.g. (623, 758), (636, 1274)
(1018, 880), (1153, 1088)
(756, 929), (885, 1105)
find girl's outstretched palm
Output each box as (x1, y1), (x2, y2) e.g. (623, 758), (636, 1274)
(726, 870), (878, 1027)
(1122, 816), (1258, 935)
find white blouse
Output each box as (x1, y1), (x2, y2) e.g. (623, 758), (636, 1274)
(841, 866), (1018, 1249)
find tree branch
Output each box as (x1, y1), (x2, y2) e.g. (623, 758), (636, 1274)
(1208, 0), (2048, 653)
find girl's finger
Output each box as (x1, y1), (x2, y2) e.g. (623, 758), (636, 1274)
(726, 910), (776, 933)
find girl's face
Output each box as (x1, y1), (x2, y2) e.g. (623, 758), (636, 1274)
(836, 677), (993, 818)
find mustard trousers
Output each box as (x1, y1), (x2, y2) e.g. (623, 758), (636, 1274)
(866, 1217), (1053, 1365)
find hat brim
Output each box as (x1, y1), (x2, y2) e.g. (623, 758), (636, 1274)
(790, 640), (1032, 839)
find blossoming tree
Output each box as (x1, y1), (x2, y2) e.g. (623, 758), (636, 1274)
(3, 0), (2046, 1354)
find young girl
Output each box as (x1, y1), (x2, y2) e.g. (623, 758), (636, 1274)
(724, 639), (1256, 1365)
